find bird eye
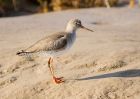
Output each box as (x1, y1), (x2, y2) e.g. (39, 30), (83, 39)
(76, 21), (81, 26)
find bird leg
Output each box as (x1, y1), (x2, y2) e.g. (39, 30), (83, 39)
(48, 57), (64, 84)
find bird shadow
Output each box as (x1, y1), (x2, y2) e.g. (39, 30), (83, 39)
(76, 69), (140, 81)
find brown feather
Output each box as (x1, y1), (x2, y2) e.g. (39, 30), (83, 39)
(24, 32), (67, 53)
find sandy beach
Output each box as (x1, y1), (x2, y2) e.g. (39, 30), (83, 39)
(0, 7), (140, 99)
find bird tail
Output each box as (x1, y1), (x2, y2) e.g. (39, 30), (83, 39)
(16, 50), (33, 56)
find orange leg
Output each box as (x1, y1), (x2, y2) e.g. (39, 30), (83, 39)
(48, 57), (64, 84)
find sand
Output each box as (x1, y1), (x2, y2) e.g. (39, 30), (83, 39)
(0, 7), (140, 99)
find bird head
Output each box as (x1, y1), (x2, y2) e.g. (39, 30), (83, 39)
(66, 19), (94, 33)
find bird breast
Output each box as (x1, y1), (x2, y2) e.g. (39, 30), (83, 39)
(66, 32), (76, 49)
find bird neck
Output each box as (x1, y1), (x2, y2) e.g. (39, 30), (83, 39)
(65, 24), (77, 33)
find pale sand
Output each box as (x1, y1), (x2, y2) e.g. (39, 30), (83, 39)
(0, 7), (140, 99)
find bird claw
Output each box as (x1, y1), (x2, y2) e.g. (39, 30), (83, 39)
(53, 77), (65, 84)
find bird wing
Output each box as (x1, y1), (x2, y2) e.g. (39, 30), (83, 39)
(24, 32), (67, 52)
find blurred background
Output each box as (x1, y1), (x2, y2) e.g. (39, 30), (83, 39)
(0, 0), (139, 17)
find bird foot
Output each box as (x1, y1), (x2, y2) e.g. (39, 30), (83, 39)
(53, 76), (65, 84)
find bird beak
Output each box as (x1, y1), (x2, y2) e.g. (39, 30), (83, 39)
(80, 25), (94, 32)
